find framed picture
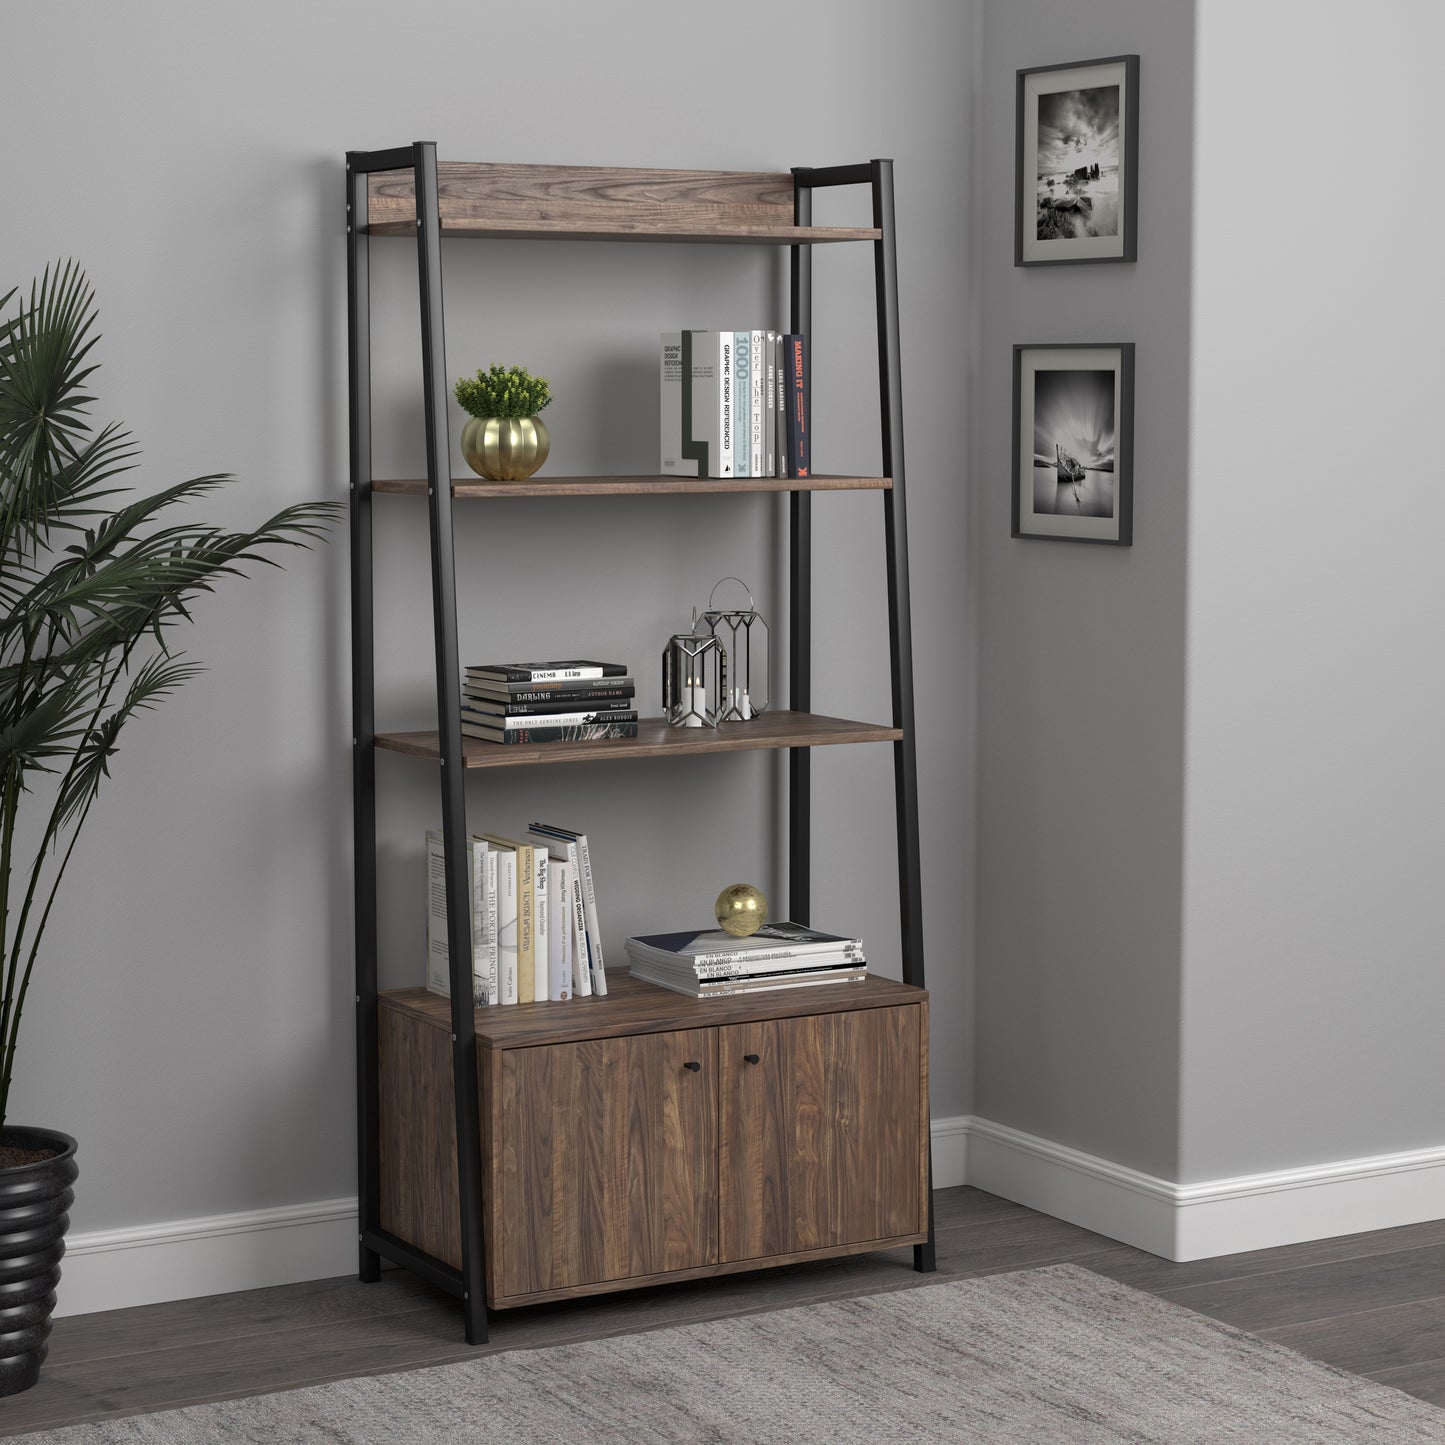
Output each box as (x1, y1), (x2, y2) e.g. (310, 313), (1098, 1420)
(1016, 55), (1139, 266)
(1012, 343), (1134, 545)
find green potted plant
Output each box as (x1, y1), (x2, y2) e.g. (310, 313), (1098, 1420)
(0, 263), (336, 1396)
(454, 363), (552, 482)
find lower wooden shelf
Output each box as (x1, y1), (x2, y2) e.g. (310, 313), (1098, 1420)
(379, 973), (929, 1309)
(374, 711), (902, 770)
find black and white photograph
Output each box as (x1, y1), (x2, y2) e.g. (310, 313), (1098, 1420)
(1016, 56), (1138, 265)
(1013, 344), (1134, 544)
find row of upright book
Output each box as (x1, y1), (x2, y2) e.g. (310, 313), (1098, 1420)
(460, 661), (638, 746)
(623, 922), (866, 998)
(427, 822), (607, 1005)
(660, 330), (809, 480)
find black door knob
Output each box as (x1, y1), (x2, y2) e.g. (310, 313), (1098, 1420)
(683, 1060), (701, 1072)
(743, 1053), (760, 1065)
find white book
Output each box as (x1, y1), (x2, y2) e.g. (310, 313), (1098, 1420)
(483, 842), (519, 1005)
(659, 332), (698, 476)
(570, 869), (591, 997)
(546, 854), (571, 1001)
(462, 707), (639, 731)
(534, 849), (550, 1002)
(765, 331), (778, 478)
(733, 332), (751, 478)
(471, 838), (499, 1005)
(749, 329), (765, 478)
(716, 330), (735, 478)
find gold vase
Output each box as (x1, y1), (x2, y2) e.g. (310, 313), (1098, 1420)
(460, 415), (550, 482)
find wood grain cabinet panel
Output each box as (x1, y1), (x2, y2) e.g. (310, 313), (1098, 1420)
(719, 1005), (925, 1263)
(492, 1028), (718, 1299)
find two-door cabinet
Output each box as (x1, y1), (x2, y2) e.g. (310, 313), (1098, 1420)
(378, 975), (929, 1309)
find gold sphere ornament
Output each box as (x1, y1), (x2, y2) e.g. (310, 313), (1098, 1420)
(715, 883), (767, 937)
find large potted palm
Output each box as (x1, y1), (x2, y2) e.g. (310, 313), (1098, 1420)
(0, 264), (336, 1395)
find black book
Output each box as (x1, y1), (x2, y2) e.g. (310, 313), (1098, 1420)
(466, 660), (629, 683)
(463, 694), (636, 718)
(783, 334), (809, 480)
(463, 678), (635, 703)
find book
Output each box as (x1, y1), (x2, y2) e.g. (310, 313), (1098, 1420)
(749, 329), (765, 478)
(679, 331), (734, 479)
(626, 962), (867, 998)
(461, 706), (639, 732)
(529, 823), (607, 995)
(567, 854), (591, 997)
(732, 332), (751, 479)
(467, 661), (628, 683)
(533, 848), (550, 1003)
(481, 834), (538, 1003)
(784, 333), (809, 479)
(775, 332), (789, 477)
(474, 838), (519, 1004)
(461, 692), (635, 717)
(462, 719), (640, 744)
(659, 332), (696, 476)
(622, 942), (865, 983)
(764, 331), (777, 478)
(471, 838), (499, 1005)
(625, 921), (864, 968)
(463, 678), (636, 705)
(545, 853), (571, 1001)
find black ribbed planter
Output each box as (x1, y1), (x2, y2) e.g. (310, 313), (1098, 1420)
(0, 1127), (77, 1397)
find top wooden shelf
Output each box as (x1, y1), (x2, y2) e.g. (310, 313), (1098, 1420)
(364, 162), (880, 245)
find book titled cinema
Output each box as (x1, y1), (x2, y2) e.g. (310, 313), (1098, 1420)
(468, 660), (628, 683)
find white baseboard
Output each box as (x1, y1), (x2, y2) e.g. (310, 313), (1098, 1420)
(57, 1198), (358, 1318)
(961, 1115), (1445, 1262)
(54, 1121), (1445, 1317)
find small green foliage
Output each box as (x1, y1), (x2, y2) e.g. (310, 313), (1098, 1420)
(454, 364), (553, 419)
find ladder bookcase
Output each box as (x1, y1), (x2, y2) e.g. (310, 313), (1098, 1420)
(347, 143), (932, 1344)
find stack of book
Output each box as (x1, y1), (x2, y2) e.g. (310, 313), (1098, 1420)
(461, 661), (637, 745)
(623, 922), (865, 998)
(660, 330), (808, 481)
(425, 821), (609, 1005)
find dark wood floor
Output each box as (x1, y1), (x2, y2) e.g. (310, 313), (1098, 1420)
(6, 1186), (1445, 1436)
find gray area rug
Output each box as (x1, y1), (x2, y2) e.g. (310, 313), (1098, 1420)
(27, 1264), (1445, 1443)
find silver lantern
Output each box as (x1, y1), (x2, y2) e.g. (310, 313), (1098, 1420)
(661, 610), (725, 728)
(702, 577), (769, 722)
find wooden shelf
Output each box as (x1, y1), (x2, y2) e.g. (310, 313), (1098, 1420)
(368, 219), (878, 244)
(363, 162), (878, 245)
(372, 474), (890, 499)
(375, 711), (901, 770)
(383, 972), (927, 1050)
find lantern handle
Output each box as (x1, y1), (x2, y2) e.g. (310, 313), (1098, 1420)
(708, 576), (755, 613)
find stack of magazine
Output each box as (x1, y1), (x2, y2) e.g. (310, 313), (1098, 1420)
(623, 922), (865, 998)
(460, 661), (637, 745)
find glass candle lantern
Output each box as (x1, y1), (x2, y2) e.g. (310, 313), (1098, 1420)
(661, 611), (725, 728)
(702, 577), (769, 722)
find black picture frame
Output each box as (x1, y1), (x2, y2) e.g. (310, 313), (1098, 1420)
(1012, 343), (1134, 546)
(1016, 54), (1139, 267)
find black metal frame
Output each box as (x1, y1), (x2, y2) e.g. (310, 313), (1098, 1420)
(349, 147), (933, 1346)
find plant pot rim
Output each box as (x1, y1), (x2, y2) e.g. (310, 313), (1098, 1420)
(0, 1126), (77, 1173)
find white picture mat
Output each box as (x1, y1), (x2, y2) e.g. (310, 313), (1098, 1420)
(1017, 346), (1123, 541)
(1021, 60), (1130, 264)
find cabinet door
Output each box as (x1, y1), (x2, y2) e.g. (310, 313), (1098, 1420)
(494, 1027), (718, 1299)
(719, 1005), (926, 1263)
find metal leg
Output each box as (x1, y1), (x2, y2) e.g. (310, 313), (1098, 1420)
(346, 151), (382, 1288)
(414, 141), (490, 1345)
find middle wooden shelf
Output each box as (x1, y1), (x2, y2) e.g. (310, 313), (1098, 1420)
(375, 711), (902, 770)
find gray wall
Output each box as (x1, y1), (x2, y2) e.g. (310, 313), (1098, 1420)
(1, 0), (976, 1232)
(1178, 0), (1445, 1182)
(973, 0), (1196, 1179)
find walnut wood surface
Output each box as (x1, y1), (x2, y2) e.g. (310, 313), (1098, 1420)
(375, 712), (902, 770)
(371, 474), (891, 498)
(719, 1006), (925, 1262)
(379, 1004), (461, 1271)
(385, 972), (927, 1050)
(493, 1029), (717, 1301)
(364, 162), (878, 244)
